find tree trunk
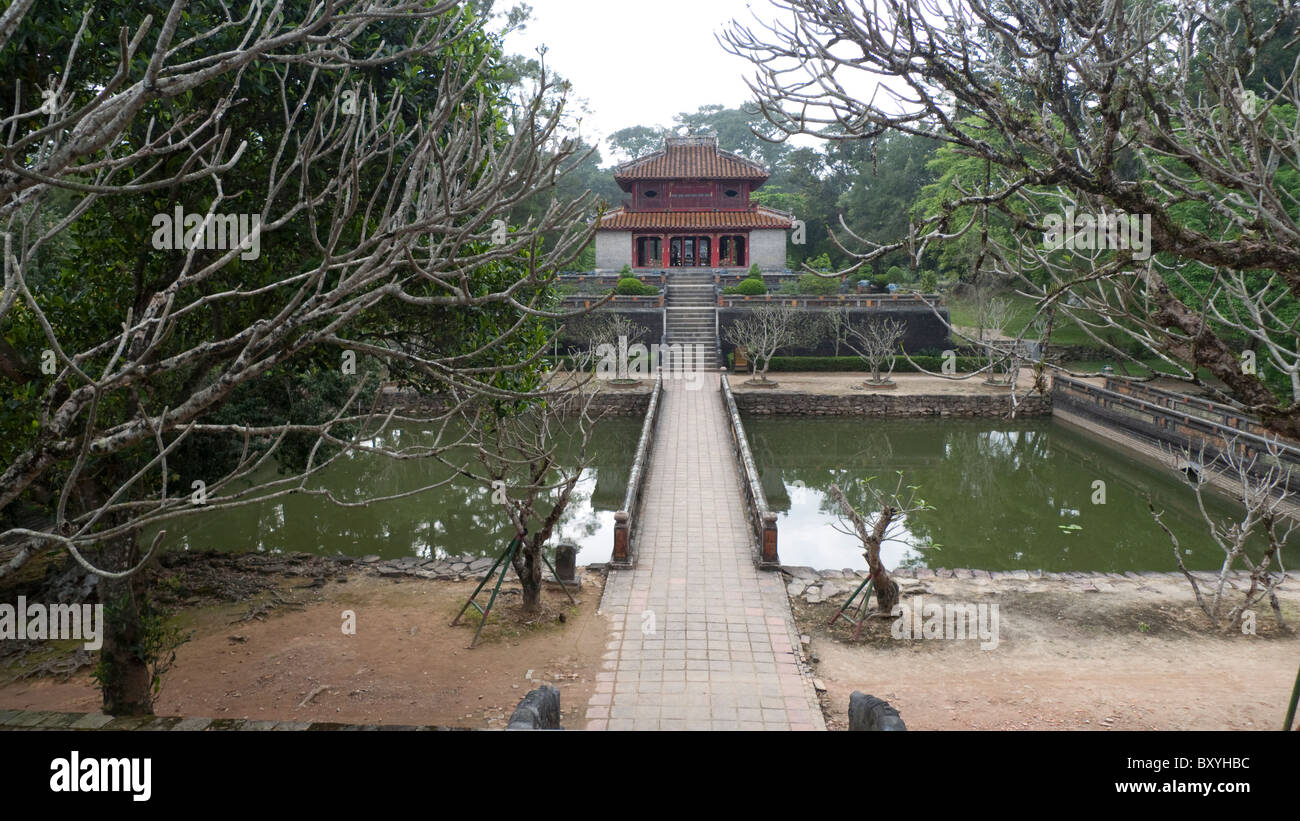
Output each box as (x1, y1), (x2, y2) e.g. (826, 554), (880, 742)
(518, 535), (543, 613)
(97, 535), (153, 716)
(873, 566), (900, 615)
(865, 507), (898, 614)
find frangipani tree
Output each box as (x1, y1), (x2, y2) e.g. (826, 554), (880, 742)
(0, 0), (596, 713)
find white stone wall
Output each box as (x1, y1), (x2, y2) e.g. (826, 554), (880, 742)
(595, 231), (631, 270)
(749, 229), (787, 269)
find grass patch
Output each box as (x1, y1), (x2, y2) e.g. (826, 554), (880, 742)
(945, 292), (1104, 347)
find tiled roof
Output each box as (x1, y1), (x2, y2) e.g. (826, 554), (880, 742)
(597, 206), (793, 231)
(614, 136), (768, 181)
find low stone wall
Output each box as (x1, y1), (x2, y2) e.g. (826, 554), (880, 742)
(378, 384), (653, 417)
(782, 563), (1264, 591)
(0, 708), (468, 731)
(720, 376), (779, 567)
(731, 390), (1051, 417)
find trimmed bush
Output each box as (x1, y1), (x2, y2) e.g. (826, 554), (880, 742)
(616, 277), (658, 296)
(886, 265), (908, 283)
(735, 278), (767, 295)
(748, 263), (763, 278)
(919, 270), (938, 292)
(619, 263), (634, 276)
(777, 280), (799, 295)
(798, 272), (841, 295)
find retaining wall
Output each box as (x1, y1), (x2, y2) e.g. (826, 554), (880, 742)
(378, 384), (653, 417)
(730, 388), (1051, 417)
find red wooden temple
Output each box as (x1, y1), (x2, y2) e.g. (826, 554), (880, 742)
(595, 135), (792, 271)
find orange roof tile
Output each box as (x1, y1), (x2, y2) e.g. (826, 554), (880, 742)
(597, 206), (792, 231)
(614, 136), (768, 182)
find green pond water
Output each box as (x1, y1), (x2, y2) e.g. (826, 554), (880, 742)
(160, 418), (643, 565)
(164, 412), (1280, 574)
(745, 416), (1281, 573)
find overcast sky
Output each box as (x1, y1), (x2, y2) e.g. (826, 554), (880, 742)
(502, 0), (777, 161)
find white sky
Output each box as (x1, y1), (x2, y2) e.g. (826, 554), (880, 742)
(502, 0), (778, 162)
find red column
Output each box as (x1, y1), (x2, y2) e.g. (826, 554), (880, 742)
(661, 234), (670, 268)
(710, 233), (719, 267)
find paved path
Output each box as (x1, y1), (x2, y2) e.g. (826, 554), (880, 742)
(585, 375), (825, 731)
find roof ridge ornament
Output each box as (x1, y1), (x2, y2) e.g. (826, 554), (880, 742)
(664, 134), (718, 147)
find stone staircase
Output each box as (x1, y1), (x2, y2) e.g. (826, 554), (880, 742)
(663, 271), (720, 370)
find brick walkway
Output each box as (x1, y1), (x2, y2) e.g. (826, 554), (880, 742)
(585, 375), (825, 731)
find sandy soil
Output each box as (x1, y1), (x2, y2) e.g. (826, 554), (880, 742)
(0, 572), (610, 728)
(796, 573), (1300, 730)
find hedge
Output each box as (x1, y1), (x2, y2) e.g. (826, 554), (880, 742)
(616, 277), (659, 296)
(797, 272), (841, 295)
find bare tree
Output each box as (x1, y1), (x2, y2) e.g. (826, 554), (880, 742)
(0, 1), (597, 713)
(725, 304), (821, 383)
(723, 0), (1300, 436)
(825, 306), (852, 357)
(1149, 436), (1294, 633)
(844, 315), (905, 385)
(979, 295), (1017, 386)
(567, 311), (650, 382)
(443, 384), (599, 614)
(829, 475), (934, 618)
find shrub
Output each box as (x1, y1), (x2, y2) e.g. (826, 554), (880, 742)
(616, 277), (658, 296)
(807, 252), (833, 271)
(886, 265), (908, 283)
(798, 272), (841, 295)
(919, 270), (938, 292)
(777, 280), (799, 295)
(872, 272), (891, 289)
(620, 263), (634, 277)
(748, 263), (763, 278)
(735, 278), (767, 295)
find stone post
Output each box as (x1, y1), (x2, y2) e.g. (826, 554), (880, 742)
(761, 511), (778, 565)
(555, 541), (577, 583)
(613, 510), (630, 565)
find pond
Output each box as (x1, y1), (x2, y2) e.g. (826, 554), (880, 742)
(745, 416), (1280, 573)
(159, 418), (643, 565)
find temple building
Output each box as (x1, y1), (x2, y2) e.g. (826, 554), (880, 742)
(595, 135), (792, 272)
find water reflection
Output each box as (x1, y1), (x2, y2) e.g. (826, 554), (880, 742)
(158, 419), (642, 564)
(749, 417), (1277, 572)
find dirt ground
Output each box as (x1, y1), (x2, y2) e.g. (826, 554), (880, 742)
(6, 555), (1299, 731)
(796, 573), (1300, 730)
(0, 569), (610, 729)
